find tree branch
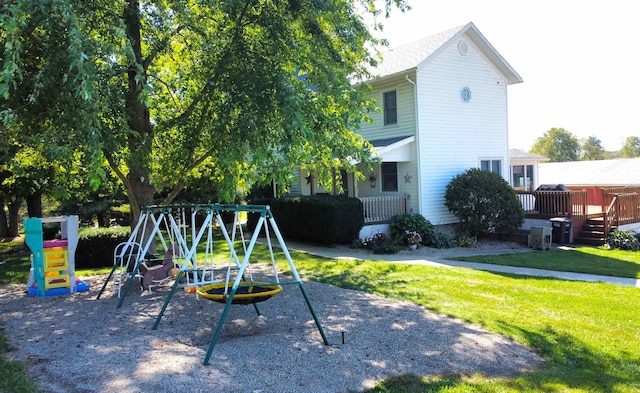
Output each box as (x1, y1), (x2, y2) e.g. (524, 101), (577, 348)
(103, 150), (139, 214)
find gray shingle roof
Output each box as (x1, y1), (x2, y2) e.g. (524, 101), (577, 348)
(367, 22), (522, 85)
(510, 149), (549, 161)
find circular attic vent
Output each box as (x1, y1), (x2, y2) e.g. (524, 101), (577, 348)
(457, 40), (468, 56)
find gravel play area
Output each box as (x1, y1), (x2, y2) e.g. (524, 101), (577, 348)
(1, 267), (541, 392)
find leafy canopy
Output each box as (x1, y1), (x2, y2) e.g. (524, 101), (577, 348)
(1, 0), (410, 222)
(579, 135), (605, 161)
(620, 136), (640, 158)
(530, 127), (579, 162)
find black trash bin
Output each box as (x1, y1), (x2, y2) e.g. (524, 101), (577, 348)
(550, 217), (572, 245)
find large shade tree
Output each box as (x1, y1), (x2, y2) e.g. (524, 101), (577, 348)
(621, 136), (640, 158)
(579, 135), (605, 161)
(2, 0), (409, 226)
(530, 127), (579, 163)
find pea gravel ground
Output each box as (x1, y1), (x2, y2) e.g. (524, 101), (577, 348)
(1, 263), (541, 393)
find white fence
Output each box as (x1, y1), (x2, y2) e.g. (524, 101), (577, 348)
(359, 194), (409, 223)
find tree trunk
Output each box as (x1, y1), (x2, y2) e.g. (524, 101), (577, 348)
(7, 200), (21, 238)
(124, 0), (157, 251)
(0, 202), (9, 239)
(26, 191), (43, 218)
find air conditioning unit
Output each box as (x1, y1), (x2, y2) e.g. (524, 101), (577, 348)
(528, 227), (552, 250)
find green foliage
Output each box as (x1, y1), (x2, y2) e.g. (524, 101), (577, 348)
(579, 135), (605, 161)
(530, 127), (580, 162)
(75, 227), (131, 269)
(620, 136), (640, 158)
(444, 168), (524, 237)
(254, 195), (364, 245)
(430, 232), (455, 249)
(389, 214), (434, 245)
(455, 235), (478, 248)
(605, 230), (640, 251)
(1, 0), (409, 221)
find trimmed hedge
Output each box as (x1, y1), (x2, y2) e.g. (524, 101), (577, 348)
(75, 227), (131, 269)
(249, 195), (364, 245)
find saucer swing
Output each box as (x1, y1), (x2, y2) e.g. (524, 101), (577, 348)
(143, 204), (329, 365)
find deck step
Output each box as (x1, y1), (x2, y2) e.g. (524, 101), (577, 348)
(575, 236), (606, 246)
(578, 231), (605, 239)
(576, 218), (608, 246)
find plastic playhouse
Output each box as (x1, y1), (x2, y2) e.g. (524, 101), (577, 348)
(24, 215), (90, 296)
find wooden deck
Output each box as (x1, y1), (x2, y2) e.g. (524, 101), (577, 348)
(517, 188), (640, 245)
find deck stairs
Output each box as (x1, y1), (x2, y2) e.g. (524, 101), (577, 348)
(575, 215), (609, 246)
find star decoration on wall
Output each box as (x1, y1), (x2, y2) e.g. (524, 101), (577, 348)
(404, 173), (412, 183)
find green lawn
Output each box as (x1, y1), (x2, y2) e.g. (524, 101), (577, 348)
(451, 246), (640, 279)
(2, 241), (640, 392)
(272, 248), (640, 392)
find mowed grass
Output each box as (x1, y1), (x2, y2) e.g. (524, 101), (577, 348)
(267, 247), (640, 392)
(452, 246), (640, 278)
(2, 240), (640, 392)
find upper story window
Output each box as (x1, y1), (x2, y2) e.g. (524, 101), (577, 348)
(381, 162), (398, 192)
(481, 159), (502, 176)
(383, 90), (397, 125)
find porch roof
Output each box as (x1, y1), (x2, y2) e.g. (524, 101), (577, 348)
(509, 149), (549, 162)
(369, 135), (415, 162)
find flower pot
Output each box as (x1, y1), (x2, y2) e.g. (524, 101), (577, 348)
(409, 244), (417, 251)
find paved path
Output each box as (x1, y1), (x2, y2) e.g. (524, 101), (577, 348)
(283, 241), (640, 288)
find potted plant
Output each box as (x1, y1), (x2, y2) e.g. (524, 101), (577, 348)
(405, 230), (422, 250)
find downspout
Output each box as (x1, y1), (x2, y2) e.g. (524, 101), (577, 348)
(405, 74), (422, 215)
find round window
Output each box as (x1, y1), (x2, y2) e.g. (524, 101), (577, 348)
(461, 87), (471, 103)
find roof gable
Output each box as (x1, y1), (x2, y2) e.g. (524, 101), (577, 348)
(369, 22), (522, 85)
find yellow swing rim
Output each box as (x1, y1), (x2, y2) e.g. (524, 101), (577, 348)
(197, 281), (282, 304)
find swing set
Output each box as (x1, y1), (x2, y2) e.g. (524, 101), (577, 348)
(96, 203), (329, 365)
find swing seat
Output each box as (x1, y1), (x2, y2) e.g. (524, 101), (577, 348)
(197, 282), (282, 304)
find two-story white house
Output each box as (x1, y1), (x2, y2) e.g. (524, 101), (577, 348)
(296, 22), (523, 235)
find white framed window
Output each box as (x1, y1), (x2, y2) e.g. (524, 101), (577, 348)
(512, 165), (534, 191)
(480, 159), (502, 176)
(383, 90), (397, 125)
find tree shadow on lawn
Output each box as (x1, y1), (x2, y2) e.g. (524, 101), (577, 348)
(361, 323), (640, 392)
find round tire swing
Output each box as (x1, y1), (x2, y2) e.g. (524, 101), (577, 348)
(197, 206), (283, 306)
(197, 281), (282, 305)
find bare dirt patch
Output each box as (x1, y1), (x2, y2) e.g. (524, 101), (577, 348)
(1, 269), (541, 393)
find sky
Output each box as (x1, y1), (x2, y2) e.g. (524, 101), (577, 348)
(374, 0), (640, 152)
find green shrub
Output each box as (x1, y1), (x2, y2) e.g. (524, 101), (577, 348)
(605, 230), (640, 251)
(444, 168), (524, 237)
(250, 195), (364, 245)
(431, 232), (455, 249)
(75, 227), (131, 269)
(456, 235), (478, 248)
(389, 214), (434, 245)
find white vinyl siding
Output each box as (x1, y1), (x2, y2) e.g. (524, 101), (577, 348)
(415, 36), (510, 224)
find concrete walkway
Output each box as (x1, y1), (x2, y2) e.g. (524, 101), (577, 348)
(283, 241), (640, 288)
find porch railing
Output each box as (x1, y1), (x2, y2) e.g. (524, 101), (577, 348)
(517, 190), (588, 221)
(359, 194), (409, 223)
(604, 193), (639, 235)
(601, 186), (640, 211)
